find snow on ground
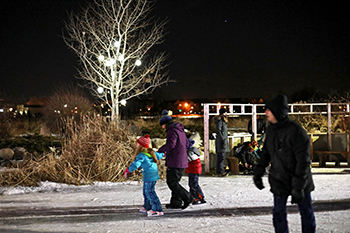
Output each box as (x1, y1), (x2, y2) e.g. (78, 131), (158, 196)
(0, 168), (349, 233)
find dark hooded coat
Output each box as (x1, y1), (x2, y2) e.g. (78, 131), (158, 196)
(234, 141), (258, 165)
(215, 115), (230, 153)
(158, 122), (189, 168)
(254, 95), (315, 196)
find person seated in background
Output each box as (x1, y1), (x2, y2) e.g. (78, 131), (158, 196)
(249, 140), (260, 159)
(233, 141), (259, 174)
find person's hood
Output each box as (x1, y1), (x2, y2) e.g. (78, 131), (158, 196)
(167, 122), (185, 132)
(214, 115), (226, 123)
(265, 94), (289, 122)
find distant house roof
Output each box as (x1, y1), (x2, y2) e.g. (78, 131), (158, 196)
(26, 97), (46, 106)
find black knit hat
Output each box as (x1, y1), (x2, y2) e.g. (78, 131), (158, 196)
(159, 109), (172, 125)
(265, 95), (289, 122)
(219, 108), (227, 115)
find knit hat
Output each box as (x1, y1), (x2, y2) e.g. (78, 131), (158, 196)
(137, 134), (150, 148)
(249, 140), (258, 151)
(219, 108), (227, 115)
(187, 138), (195, 149)
(159, 109), (172, 125)
(265, 94), (289, 122)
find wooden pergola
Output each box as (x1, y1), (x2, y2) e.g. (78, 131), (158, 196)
(203, 102), (350, 173)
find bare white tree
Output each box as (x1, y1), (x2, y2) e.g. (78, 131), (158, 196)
(64, 0), (172, 120)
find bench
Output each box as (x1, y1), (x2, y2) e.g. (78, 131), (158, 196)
(314, 151), (350, 167)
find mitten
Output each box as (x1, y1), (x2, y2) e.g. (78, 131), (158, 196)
(253, 176), (265, 190)
(291, 189), (304, 204)
(124, 168), (130, 178)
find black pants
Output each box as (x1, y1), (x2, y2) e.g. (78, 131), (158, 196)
(166, 167), (191, 207)
(273, 193), (316, 233)
(216, 152), (226, 175)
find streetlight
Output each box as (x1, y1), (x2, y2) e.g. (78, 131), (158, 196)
(135, 59), (142, 66)
(97, 87), (104, 94)
(114, 40), (120, 48)
(105, 59), (116, 67)
(98, 55), (105, 61)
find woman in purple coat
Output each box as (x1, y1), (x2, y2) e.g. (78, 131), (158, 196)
(158, 110), (192, 209)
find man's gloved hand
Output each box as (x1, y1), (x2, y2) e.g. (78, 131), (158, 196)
(253, 176), (265, 190)
(124, 168), (130, 178)
(291, 189), (304, 204)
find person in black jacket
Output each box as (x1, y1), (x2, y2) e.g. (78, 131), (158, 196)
(247, 116), (266, 135)
(253, 95), (316, 233)
(215, 108), (230, 177)
(233, 141), (259, 174)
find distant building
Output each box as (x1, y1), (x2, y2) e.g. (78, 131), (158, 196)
(24, 97), (47, 117)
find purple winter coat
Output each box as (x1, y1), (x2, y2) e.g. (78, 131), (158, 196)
(158, 122), (189, 168)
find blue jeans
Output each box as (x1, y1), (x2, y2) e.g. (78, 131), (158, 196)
(188, 173), (205, 200)
(273, 193), (316, 233)
(143, 181), (162, 212)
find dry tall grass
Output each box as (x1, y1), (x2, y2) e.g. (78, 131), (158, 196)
(0, 116), (166, 186)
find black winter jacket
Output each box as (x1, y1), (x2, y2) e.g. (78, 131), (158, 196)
(234, 142), (257, 165)
(254, 118), (315, 196)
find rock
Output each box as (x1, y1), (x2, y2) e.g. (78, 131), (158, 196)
(40, 126), (51, 136)
(151, 138), (166, 149)
(0, 148), (14, 160)
(0, 160), (12, 167)
(13, 147), (27, 160)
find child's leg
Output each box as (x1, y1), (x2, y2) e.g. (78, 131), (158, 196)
(144, 181), (162, 212)
(194, 174), (205, 199)
(190, 173), (205, 200)
(143, 183), (151, 211)
(188, 174), (196, 199)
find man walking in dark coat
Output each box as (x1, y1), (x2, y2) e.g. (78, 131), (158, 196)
(253, 95), (316, 233)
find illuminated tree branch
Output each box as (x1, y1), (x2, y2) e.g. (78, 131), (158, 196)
(64, 0), (173, 120)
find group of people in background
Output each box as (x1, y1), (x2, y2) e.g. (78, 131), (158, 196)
(125, 95), (316, 232)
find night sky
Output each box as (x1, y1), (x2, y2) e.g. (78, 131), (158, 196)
(1, 0), (349, 103)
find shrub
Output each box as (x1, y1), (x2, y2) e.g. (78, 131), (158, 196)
(42, 84), (96, 135)
(0, 116), (167, 186)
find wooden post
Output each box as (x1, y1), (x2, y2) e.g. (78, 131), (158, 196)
(327, 103), (332, 150)
(203, 104), (210, 173)
(240, 136), (245, 144)
(310, 134), (314, 161)
(229, 136), (233, 155)
(252, 104), (257, 141)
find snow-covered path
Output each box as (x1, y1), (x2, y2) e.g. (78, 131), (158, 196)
(0, 168), (349, 232)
